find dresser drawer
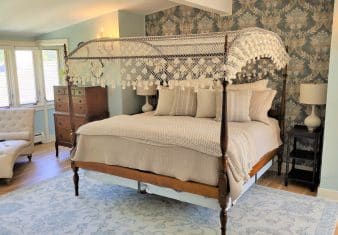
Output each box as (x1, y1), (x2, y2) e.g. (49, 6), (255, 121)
(73, 103), (87, 114)
(74, 117), (87, 129)
(55, 95), (69, 112)
(54, 87), (68, 95)
(56, 128), (71, 143)
(74, 88), (85, 97)
(55, 115), (71, 130)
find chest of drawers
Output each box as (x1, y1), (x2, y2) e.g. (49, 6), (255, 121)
(54, 86), (109, 156)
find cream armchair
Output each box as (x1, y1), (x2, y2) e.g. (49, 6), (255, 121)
(0, 108), (35, 179)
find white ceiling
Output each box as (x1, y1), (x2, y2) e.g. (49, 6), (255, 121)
(0, 0), (177, 39)
(0, 0), (232, 39)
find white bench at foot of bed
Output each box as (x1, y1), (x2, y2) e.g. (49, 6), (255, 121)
(84, 158), (273, 209)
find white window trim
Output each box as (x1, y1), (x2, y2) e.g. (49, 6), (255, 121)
(0, 39), (68, 143)
(0, 39), (67, 108)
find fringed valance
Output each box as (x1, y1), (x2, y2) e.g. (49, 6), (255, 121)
(66, 27), (289, 89)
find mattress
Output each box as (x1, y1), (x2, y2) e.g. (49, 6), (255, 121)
(72, 112), (281, 199)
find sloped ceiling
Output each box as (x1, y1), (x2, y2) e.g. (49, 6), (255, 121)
(0, 0), (232, 39)
(0, 0), (177, 39)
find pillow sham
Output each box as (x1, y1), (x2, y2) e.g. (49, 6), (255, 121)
(170, 87), (197, 116)
(154, 87), (175, 116)
(195, 89), (216, 118)
(250, 89), (277, 124)
(215, 90), (252, 122)
(216, 79), (268, 91)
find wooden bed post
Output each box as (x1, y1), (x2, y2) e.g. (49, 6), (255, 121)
(64, 44), (80, 196)
(277, 46), (288, 175)
(219, 35), (229, 235)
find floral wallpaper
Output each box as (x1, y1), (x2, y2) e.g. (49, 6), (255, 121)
(145, 0), (334, 136)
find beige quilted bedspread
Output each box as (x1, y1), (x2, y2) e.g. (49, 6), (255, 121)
(75, 113), (281, 199)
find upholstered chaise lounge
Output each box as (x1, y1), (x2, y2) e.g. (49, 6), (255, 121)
(0, 108), (35, 179)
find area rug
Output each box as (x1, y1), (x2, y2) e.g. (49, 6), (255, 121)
(0, 171), (336, 235)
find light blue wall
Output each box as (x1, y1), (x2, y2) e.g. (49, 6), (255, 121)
(34, 110), (45, 134)
(119, 11), (145, 114)
(37, 10), (145, 117)
(320, 1), (338, 191)
(38, 11), (119, 51)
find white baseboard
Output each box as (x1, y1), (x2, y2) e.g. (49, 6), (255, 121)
(44, 134), (55, 143)
(317, 187), (338, 202)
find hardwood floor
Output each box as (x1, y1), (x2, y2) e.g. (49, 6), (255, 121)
(0, 142), (71, 195)
(0, 142), (336, 233)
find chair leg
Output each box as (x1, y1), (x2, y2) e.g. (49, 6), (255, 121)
(27, 154), (32, 162)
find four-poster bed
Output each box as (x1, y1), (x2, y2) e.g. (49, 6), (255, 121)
(64, 27), (289, 234)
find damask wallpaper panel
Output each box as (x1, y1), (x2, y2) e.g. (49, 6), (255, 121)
(145, 0), (334, 134)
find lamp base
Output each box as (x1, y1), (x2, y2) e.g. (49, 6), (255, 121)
(142, 96), (153, 113)
(304, 105), (321, 132)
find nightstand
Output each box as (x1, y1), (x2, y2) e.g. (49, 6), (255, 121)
(284, 125), (323, 191)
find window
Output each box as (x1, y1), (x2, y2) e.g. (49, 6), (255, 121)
(15, 50), (37, 104)
(42, 50), (60, 101)
(0, 49), (9, 107)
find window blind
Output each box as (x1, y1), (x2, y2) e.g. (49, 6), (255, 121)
(0, 49), (9, 107)
(42, 50), (59, 101)
(15, 50), (37, 105)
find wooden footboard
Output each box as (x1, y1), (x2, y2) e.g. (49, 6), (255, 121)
(71, 148), (277, 197)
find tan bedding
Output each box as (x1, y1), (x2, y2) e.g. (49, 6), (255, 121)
(72, 112), (281, 199)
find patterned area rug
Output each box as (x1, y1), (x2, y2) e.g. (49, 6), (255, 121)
(0, 171), (336, 235)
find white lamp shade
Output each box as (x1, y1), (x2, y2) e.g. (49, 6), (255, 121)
(299, 83), (327, 105)
(136, 84), (157, 96)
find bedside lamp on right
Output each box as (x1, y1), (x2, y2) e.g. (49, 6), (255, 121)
(299, 83), (327, 132)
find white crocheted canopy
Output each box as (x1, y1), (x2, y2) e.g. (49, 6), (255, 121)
(66, 27), (289, 89)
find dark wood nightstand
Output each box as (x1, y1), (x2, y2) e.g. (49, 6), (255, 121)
(284, 125), (323, 191)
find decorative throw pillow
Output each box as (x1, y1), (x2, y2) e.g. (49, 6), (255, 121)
(195, 89), (216, 118)
(154, 87), (175, 116)
(216, 79), (269, 91)
(215, 90), (252, 122)
(250, 89), (277, 124)
(170, 87), (197, 116)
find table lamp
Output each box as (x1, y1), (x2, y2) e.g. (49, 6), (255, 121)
(137, 84), (157, 112)
(299, 83), (327, 132)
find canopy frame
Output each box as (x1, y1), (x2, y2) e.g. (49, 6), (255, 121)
(65, 27), (289, 235)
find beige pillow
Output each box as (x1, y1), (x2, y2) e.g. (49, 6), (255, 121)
(170, 87), (197, 116)
(250, 90), (277, 124)
(215, 90), (252, 122)
(154, 87), (175, 116)
(216, 79), (268, 91)
(195, 89), (216, 118)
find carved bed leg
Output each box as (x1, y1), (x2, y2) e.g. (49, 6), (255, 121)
(219, 169), (228, 235)
(220, 207), (227, 235)
(72, 161), (79, 196)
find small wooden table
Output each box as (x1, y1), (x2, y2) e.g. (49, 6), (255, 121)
(284, 125), (323, 191)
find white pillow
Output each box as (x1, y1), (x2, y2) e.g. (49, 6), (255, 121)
(195, 89), (216, 118)
(250, 90), (277, 124)
(170, 87), (197, 116)
(215, 90), (252, 122)
(216, 79), (268, 91)
(154, 87), (174, 116)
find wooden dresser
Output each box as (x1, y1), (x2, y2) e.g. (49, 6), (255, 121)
(53, 86), (109, 157)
